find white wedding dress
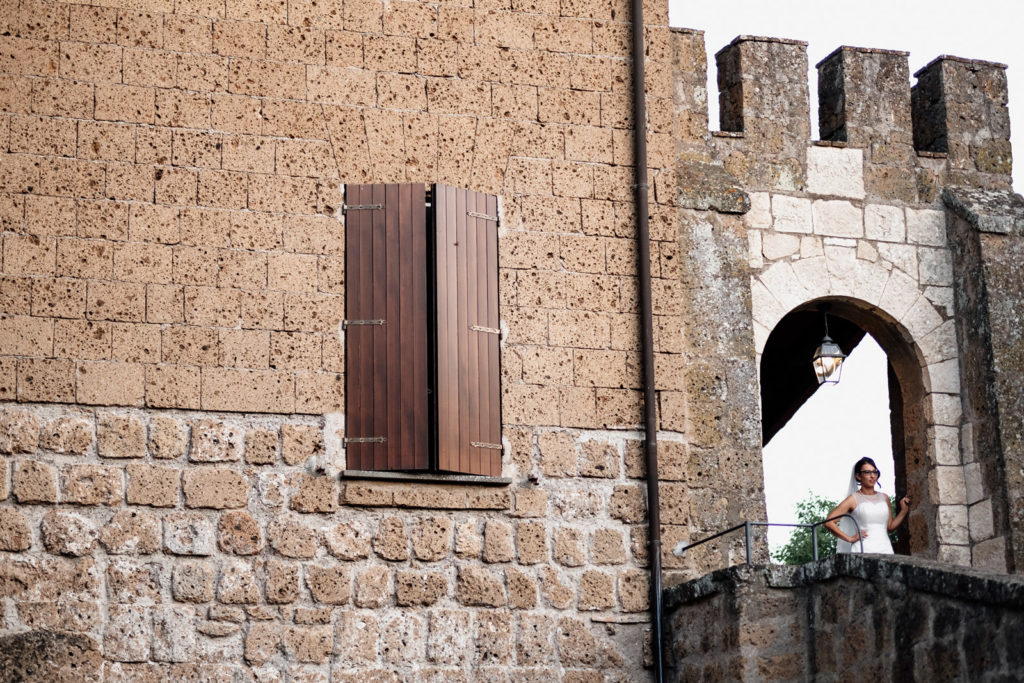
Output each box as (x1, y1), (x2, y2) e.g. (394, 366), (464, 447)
(840, 491), (894, 554)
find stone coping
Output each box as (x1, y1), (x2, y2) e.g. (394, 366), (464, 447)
(664, 554), (1024, 612)
(815, 45), (910, 69)
(943, 186), (1024, 235)
(915, 55), (1008, 77)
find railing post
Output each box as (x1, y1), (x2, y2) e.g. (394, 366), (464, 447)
(744, 521), (752, 564)
(812, 526), (819, 562)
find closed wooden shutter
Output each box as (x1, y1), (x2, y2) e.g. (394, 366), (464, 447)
(344, 183), (430, 471)
(434, 184), (501, 476)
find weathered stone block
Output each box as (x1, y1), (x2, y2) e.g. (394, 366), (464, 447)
(0, 408), (40, 454)
(354, 565), (390, 608)
(217, 510), (263, 555)
(182, 467), (248, 508)
(127, 463), (180, 507)
(163, 513), (216, 556)
(372, 516), (409, 562)
(41, 511), (96, 556)
(244, 428), (278, 465)
(172, 560), (216, 604)
(281, 423), (323, 466)
(324, 520), (372, 560)
(40, 415), (92, 455)
(265, 560), (300, 604)
(483, 520), (514, 563)
(290, 473), (337, 513)
(99, 509), (161, 555)
(105, 604), (152, 662)
(149, 416), (188, 459)
(217, 561), (260, 604)
(412, 517), (453, 561)
(63, 464), (123, 506)
(455, 566), (506, 607)
(578, 570), (615, 610)
(306, 564), (351, 604)
(268, 517), (318, 558)
(152, 605), (197, 663)
(395, 569), (447, 606)
(13, 458), (58, 503)
(0, 508), (32, 550)
(97, 413), (147, 459)
(806, 146), (865, 199)
(190, 419), (243, 462)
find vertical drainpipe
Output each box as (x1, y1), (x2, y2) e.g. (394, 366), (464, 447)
(630, 1), (664, 680)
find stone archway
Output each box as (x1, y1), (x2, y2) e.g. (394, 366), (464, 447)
(752, 255), (968, 562)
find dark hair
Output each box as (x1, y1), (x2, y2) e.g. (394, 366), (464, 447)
(853, 457), (881, 486)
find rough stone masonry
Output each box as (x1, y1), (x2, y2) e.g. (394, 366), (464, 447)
(0, 0), (1022, 679)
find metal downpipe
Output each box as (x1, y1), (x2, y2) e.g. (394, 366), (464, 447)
(629, 1), (664, 680)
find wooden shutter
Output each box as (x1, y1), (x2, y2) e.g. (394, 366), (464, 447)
(434, 184), (501, 476)
(344, 184), (430, 471)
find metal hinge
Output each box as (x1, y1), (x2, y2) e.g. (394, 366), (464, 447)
(343, 203), (383, 213)
(343, 436), (386, 444)
(471, 441), (502, 450)
(470, 325), (500, 335)
(468, 210), (497, 221)
(342, 319), (386, 329)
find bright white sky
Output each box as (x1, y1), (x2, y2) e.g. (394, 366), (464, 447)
(664, 1), (1021, 549)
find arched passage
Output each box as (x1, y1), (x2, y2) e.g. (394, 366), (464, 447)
(760, 297), (934, 555)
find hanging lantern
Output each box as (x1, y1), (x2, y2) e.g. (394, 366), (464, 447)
(812, 313), (846, 384)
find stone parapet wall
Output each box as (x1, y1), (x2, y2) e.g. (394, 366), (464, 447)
(665, 555), (1024, 681)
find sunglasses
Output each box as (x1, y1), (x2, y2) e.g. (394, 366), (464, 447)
(858, 469), (880, 477)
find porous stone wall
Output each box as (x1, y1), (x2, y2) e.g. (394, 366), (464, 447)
(664, 555), (1024, 681)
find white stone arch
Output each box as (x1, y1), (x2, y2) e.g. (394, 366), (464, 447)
(751, 251), (971, 564)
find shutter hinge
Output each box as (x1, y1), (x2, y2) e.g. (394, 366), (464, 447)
(344, 436), (386, 444)
(343, 319), (386, 329)
(471, 441), (502, 451)
(343, 203), (383, 213)
(470, 325), (500, 335)
(468, 210), (497, 221)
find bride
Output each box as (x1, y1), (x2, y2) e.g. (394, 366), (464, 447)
(823, 457), (911, 554)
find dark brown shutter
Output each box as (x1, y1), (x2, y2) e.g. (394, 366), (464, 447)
(434, 184), (501, 476)
(344, 183), (430, 471)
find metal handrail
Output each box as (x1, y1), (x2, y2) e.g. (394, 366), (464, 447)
(679, 514), (864, 564)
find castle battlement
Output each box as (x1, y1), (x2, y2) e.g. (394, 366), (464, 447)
(672, 30), (1013, 198)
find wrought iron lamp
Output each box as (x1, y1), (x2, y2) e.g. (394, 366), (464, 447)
(812, 310), (846, 384)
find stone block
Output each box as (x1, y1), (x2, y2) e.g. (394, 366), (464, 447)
(455, 520), (482, 559)
(412, 517), (453, 561)
(936, 504), (969, 544)
(127, 463), (180, 508)
(63, 464), (123, 506)
(306, 564), (351, 604)
(578, 570), (615, 610)
(268, 517), (319, 558)
(812, 199), (863, 238)
(456, 566), (506, 607)
(864, 203), (906, 242)
(244, 621), (281, 665)
(806, 146), (865, 199)
(97, 414), (147, 459)
(0, 408), (40, 454)
(163, 513), (216, 556)
(335, 612), (379, 666)
(290, 473), (337, 513)
(14, 458), (58, 503)
(100, 509), (161, 555)
(918, 247), (953, 287)
(553, 526), (585, 567)
(217, 511), (263, 555)
(40, 415), (92, 455)
(41, 511), (95, 556)
(537, 431), (577, 478)
(265, 560), (300, 604)
(483, 520), (514, 563)
(591, 528), (626, 565)
(618, 569), (649, 612)
(244, 428), (278, 465)
(172, 560), (215, 603)
(0, 508), (31, 550)
(152, 606), (197, 663)
(104, 605), (152, 663)
(281, 424), (323, 466)
(514, 488), (548, 518)
(283, 625), (333, 663)
(968, 499), (995, 542)
(972, 536), (1007, 572)
(771, 195), (812, 234)
(373, 516), (409, 561)
(395, 570), (447, 606)
(906, 207), (946, 246)
(182, 467), (248, 509)
(324, 520), (372, 560)
(354, 565), (390, 608)
(218, 561), (260, 604)
(190, 419), (243, 462)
